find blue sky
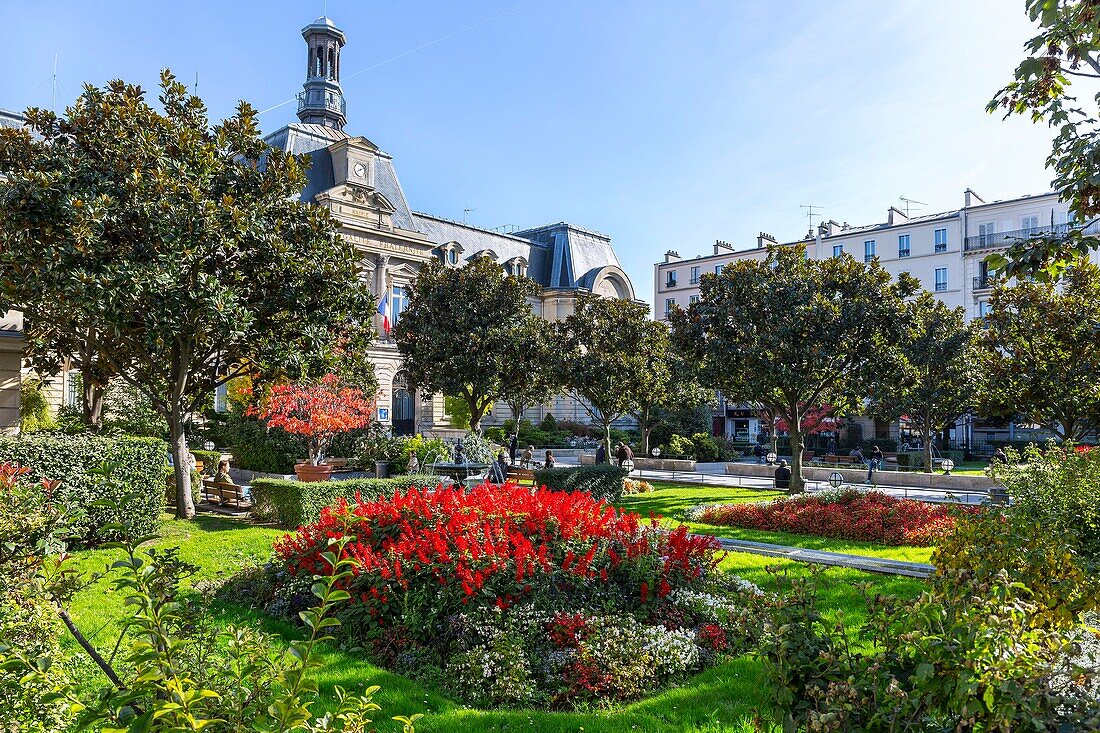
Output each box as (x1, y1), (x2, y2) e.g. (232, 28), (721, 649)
(0, 1), (1056, 304)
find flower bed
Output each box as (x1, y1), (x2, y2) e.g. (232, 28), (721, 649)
(686, 489), (975, 546)
(253, 482), (764, 709)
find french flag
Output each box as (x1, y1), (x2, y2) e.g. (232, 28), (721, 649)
(377, 289), (391, 335)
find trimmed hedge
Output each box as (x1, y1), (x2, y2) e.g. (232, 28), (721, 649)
(251, 476), (439, 527)
(190, 449), (222, 474)
(533, 464), (629, 503)
(0, 433), (167, 543)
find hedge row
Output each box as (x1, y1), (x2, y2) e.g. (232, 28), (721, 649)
(0, 433), (167, 543)
(250, 474), (445, 527)
(533, 464), (629, 503)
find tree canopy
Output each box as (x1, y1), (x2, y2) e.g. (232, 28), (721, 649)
(672, 245), (916, 493)
(393, 256), (549, 433)
(979, 260), (1100, 442)
(557, 294), (655, 459)
(872, 292), (983, 472)
(0, 72), (374, 518)
(989, 0), (1100, 279)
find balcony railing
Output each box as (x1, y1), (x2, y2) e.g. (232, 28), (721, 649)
(297, 91), (347, 116)
(972, 275), (995, 291)
(935, 282), (948, 292)
(665, 279), (677, 288)
(964, 222), (1100, 252)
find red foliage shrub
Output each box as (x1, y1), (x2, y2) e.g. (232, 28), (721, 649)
(695, 490), (976, 546)
(275, 481), (722, 637)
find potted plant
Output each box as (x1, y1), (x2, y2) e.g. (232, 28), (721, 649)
(254, 374), (375, 482)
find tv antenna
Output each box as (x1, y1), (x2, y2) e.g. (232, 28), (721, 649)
(800, 204), (822, 229)
(462, 207), (476, 224)
(899, 195), (926, 216)
(51, 55), (59, 111)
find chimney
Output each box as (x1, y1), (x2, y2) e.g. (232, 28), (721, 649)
(664, 250), (681, 263)
(713, 239), (734, 255)
(818, 219), (842, 237)
(887, 206), (908, 226)
(964, 188), (985, 207)
(756, 232), (778, 249)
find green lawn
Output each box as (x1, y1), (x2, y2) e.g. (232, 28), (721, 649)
(62, 508), (926, 733)
(618, 482), (936, 564)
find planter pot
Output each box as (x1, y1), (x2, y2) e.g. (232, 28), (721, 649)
(294, 463), (334, 483)
(374, 460), (390, 479)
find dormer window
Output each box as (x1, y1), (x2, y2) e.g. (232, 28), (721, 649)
(448, 249), (458, 265)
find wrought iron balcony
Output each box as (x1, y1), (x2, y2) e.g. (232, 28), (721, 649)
(297, 91), (346, 116)
(972, 275), (995, 291)
(964, 222), (1100, 252)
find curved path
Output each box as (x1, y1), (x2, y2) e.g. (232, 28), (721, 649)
(709, 536), (935, 578)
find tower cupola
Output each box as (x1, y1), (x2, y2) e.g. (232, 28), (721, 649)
(297, 16), (347, 130)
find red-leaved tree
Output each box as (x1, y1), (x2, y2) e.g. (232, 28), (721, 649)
(755, 404), (842, 455)
(254, 374), (375, 466)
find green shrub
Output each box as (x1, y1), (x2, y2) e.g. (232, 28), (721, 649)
(0, 433), (166, 543)
(991, 444), (1100, 561)
(18, 378), (55, 433)
(250, 476), (416, 527)
(762, 571), (1100, 731)
(533, 464), (628, 503)
(0, 589), (65, 732)
(391, 474), (445, 491)
(690, 432), (719, 462)
(206, 412), (306, 474)
(484, 426), (505, 444)
(189, 449), (222, 474)
(665, 434), (695, 458)
(934, 508), (1100, 630)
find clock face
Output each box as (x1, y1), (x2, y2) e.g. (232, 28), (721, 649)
(353, 162), (366, 179)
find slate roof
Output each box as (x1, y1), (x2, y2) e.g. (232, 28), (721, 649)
(515, 222), (624, 291)
(412, 213), (551, 283)
(262, 123), (417, 231)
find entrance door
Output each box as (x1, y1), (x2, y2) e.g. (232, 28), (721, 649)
(391, 372), (415, 436)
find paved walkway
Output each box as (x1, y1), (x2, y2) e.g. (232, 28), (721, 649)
(710, 536), (935, 578)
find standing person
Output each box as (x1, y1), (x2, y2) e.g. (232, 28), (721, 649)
(595, 443), (607, 465)
(544, 449), (556, 469)
(508, 433), (519, 465)
(615, 441), (634, 467)
(753, 443), (765, 464)
(827, 436), (837, 456)
(867, 445), (883, 482)
(773, 459), (792, 490)
(521, 444), (534, 468)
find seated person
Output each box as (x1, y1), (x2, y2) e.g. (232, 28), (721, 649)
(214, 459), (234, 485)
(544, 449), (556, 469)
(490, 451), (508, 484)
(774, 459), (792, 490)
(406, 453), (420, 474)
(521, 445), (535, 468)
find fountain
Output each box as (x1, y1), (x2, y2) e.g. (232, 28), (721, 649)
(426, 437), (489, 486)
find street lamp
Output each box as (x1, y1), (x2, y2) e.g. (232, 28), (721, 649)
(203, 440), (215, 452)
(651, 447), (661, 458)
(941, 458), (955, 476)
(828, 471), (844, 490)
(622, 459), (635, 474)
(766, 451), (777, 465)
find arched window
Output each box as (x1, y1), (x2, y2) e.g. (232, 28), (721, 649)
(504, 262), (513, 275)
(328, 47), (336, 79)
(448, 249), (458, 265)
(315, 47), (324, 77)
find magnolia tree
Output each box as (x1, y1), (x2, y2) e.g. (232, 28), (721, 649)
(0, 74), (374, 518)
(255, 374), (375, 466)
(673, 246), (914, 493)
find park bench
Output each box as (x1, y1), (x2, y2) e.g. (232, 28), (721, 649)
(820, 454), (861, 465)
(202, 478), (250, 509)
(506, 466), (537, 486)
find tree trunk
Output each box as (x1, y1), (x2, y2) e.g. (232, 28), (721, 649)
(769, 430), (778, 457)
(169, 415), (195, 520)
(639, 405), (651, 455)
(603, 420), (613, 465)
(468, 396), (485, 436)
(82, 375), (105, 431)
(921, 428), (934, 474)
(789, 421), (804, 494)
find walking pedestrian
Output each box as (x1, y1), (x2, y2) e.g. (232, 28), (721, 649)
(827, 436), (837, 456)
(615, 441), (634, 467)
(508, 433), (519, 465)
(867, 445), (883, 482)
(595, 443), (607, 464)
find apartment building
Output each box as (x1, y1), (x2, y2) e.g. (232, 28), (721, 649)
(655, 188), (1098, 447)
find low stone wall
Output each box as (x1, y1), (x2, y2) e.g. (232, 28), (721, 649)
(724, 462), (995, 491)
(578, 454), (697, 470)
